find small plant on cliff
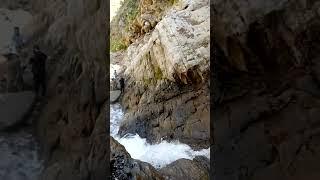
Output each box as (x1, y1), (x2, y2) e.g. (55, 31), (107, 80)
(169, 0), (179, 6)
(110, 37), (127, 52)
(125, 0), (139, 26)
(154, 66), (163, 80)
(110, 0), (139, 52)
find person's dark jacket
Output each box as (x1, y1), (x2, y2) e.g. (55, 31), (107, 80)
(119, 78), (124, 88)
(30, 51), (47, 80)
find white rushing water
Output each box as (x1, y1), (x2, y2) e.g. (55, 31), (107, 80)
(110, 64), (121, 80)
(110, 103), (210, 169)
(0, 130), (43, 180)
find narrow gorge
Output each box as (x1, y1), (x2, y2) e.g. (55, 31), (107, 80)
(110, 0), (210, 179)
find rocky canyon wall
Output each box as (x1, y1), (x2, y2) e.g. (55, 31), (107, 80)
(113, 0), (210, 149)
(18, 0), (109, 179)
(213, 0), (320, 179)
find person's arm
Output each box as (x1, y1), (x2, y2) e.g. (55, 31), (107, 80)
(41, 52), (48, 60)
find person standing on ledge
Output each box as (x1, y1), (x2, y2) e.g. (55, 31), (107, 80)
(119, 77), (124, 93)
(12, 27), (25, 55)
(6, 26), (26, 92)
(114, 70), (118, 79)
(29, 45), (47, 98)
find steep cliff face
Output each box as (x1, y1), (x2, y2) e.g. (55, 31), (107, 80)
(213, 0), (320, 179)
(110, 0), (175, 52)
(113, 0), (210, 149)
(19, 0), (108, 179)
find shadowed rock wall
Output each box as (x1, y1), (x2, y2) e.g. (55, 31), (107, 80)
(213, 0), (320, 179)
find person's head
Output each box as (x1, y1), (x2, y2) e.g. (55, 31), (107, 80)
(33, 45), (40, 53)
(14, 27), (20, 35)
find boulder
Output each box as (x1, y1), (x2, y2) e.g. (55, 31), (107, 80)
(110, 90), (121, 103)
(110, 137), (164, 180)
(159, 156), (210, 180)
(0, 91), (35, 130)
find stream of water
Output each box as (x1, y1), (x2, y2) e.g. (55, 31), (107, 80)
(110, 103), (210, 169)
(0, 8), (43, 180)
(0, 128), (43, 180)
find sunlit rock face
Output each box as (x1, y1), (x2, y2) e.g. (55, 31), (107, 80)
(123, 0), (209, 84)
(116, 0), (210, 149)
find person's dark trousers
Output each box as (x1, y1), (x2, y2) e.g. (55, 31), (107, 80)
(34, 78), (40, 97)
(40, 77), (46, 96)
(34, 76), (46, 97)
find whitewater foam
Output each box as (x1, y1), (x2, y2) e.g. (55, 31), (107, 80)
(110, 64), (121, 80)
(110, 103), (210, 169)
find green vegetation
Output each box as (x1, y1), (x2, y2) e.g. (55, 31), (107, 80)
(110, 37), (127, 52)
(169, 0), (179, 5)
(110, 0), (140, 52)
(125, 0), (139, 27)
(154, 66), (163, 80)
(110, 0), (178, 53)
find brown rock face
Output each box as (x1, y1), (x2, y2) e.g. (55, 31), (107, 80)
(159, 156), (210, 180)
(117, 0), (210, 149)
(17, 0), (109, 179)
(119, 78), (210, 148)
(213, 0), (320, 179)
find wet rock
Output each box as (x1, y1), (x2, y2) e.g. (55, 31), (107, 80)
(159, 156), (210, 180)
(110, 137), (164, 180)
(87, 111), (108, 180)
(0, 91), (35, 130)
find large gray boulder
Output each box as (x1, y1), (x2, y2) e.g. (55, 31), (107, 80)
(0, 91), (35, 130)
(110, 90), (121, 103)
